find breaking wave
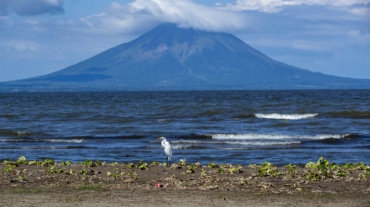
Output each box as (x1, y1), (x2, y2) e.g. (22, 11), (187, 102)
(0, 138), (84, 143)
(255, 113), (318, 120)
(171, 140), (300, 146)
(209, 133), (349, 140)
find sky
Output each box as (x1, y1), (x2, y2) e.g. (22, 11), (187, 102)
(0, 0), (369, 82)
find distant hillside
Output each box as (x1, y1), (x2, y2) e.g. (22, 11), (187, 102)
(1, 23), (370, 91)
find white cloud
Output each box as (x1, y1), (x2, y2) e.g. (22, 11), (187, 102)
(3, 40), (39, 51)
(223, 0), (370, 13)
(68, 0), (247, 34)
(5, 0), (65, 16)
(347, 30), (360, 36)
(24, 19), (40, 25)
(0, 16), (12, 27)
(346, 30), (370, 43)
(350, 7), (370, 16)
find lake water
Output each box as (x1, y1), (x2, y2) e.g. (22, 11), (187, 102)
(0, 90), (369, 166)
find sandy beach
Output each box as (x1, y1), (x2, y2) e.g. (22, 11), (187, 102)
(1, 158), (369, 206)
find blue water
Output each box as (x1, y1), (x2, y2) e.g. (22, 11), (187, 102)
(0, 90), (369, 166)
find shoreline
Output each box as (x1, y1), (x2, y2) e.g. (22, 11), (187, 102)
(1, 157), (369, 206)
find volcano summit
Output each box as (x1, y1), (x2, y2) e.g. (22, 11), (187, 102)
(1, 24), (370, 91)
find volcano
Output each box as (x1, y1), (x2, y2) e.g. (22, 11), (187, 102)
(1, 24), (370, 91)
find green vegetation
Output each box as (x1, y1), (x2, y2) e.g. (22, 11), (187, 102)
(185, 164), (196, 174)
(95, 160), (102, 166)
(130, 171), (137, 180)
(16, 156), (27, 165)
(46, 166), (64, 174)
(11, 189), (42, 194)
(27, 160), (42, 165)
(126, 163), (135, 169)
(60, 161), (72, 166)
(200, 168), (207, 177)
(150, 161), (159, 166)
(257, 162), (281, 177)
(79, 169), (88, 176)
(1, 156), (369, 182)
(42, 158), (55, 167)
(229, 166), (242, 174)
(303, 157), (370, 181)
(77, 185), (104, 191)
(217, 168), (224, 174)
(285, 163), (298, 177)
(66, 169), (76, 175)
(137, 160), (149, 170)
(207, 162), (218, 168)
(83, 160), (93, 167)
(17, 175), (26, 181)
(342, 161), (368, 170)
(3, 162), (17, 172)
(178, 159), (187, 166)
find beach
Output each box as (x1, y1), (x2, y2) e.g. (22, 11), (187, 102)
(1, 188), (369, 207)
(1, 159), (369, 206)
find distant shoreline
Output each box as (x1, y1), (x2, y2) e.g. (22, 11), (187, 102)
(1, 88), (370, 93)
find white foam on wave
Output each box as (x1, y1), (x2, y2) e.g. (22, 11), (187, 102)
(0, 139), (84, 143)
(171, 144), (193, 149)
(255, 113), (318, 120)
(172, 140), (301, 146)
(210, 133), (346, 140)
(15, 131), (31, 135)
(45, 139), (84, 143)
(157, 119), (171, 122)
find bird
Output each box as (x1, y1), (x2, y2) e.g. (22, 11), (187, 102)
(157, 136), (172, 166)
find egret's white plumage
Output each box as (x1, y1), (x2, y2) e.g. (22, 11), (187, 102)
(157, 136), (172, 165)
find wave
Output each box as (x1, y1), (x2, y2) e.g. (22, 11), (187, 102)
(255, 113), (318, 120)
(177, 133), (213, 139)
(0, 129), (32, 137)
(171, 144), (207, 150)
(0, 135), (148, 143)
(232, 113), (255, 119)
(0, 138), (84, 143)
(327, 110), (370, 119)
(0, 146), (94, 150)
(146, 143), (207, 149)
(156, 119), (172, 122)
(171, 140), (301, 146)
(209, 133), (350, 140)
(46, 139), (84, 143)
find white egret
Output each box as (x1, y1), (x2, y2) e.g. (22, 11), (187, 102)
(157, 136), (172, 166)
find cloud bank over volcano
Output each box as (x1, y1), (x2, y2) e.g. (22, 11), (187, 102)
(0, 0), (369, 82)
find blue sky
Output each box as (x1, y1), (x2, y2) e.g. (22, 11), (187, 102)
(1, 0), (369, 82)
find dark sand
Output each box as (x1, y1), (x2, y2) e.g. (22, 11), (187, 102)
(1, 160), (369, 206)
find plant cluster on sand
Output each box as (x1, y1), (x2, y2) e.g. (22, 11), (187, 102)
(0, 156), (369, 195)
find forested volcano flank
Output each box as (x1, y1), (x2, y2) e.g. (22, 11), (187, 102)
(1, 24), (370, 91)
